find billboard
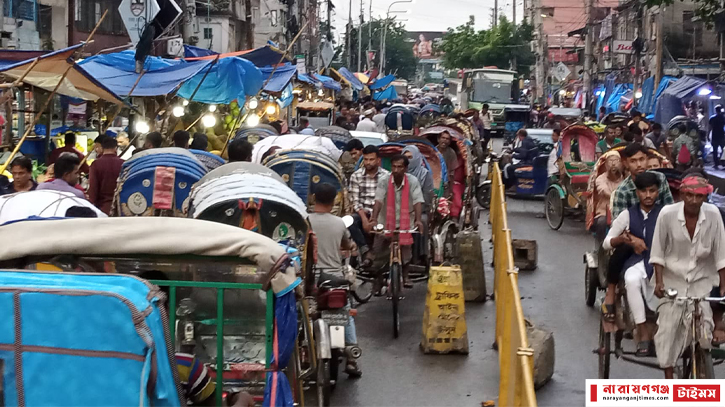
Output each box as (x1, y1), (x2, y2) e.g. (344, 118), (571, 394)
(408, 31), (446, 59)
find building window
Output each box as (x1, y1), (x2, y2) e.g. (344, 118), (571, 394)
(75, 0), (126, 35)
(203, 27), (213, 39)
(4, 0), (37, 21)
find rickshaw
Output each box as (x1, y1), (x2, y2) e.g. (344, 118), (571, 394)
(112, 147), (208, 217)
(0, 189), (106, 224)
(297, 101), (335, 129)
(544, 124), (599, 230)
(666, 115), (701, 166)
(0, 217), (301, 406)
(315, 126), (353, 150)
(385, 105), (416, 139)
(417, 104), (441, 128)
(585, 120), (606, 136)
(601, 112), (630, 127)
(265, 149), (348, 216)
(233, 124), (280, 145)
(190, 149), (226, 171)
(582, 145), (672, 307)
(548, 107), (583, 129)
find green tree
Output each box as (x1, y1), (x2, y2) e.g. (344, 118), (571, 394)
(439, 15), (534, 76)
(339, 18), (417, 80)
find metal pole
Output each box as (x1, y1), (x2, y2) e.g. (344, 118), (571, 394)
(347, 0), (353, 67)
(654, 7), (663, 89)
(513, 0), (516, 24)
(358, 0), (363, 72)
(583, 0), (593, 112)
(368, 0), (372, 69)
(494, 0), (498, 27)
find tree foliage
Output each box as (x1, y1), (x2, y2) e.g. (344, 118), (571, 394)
(438, 15), (534, 76)
(338, 18), (417, 80)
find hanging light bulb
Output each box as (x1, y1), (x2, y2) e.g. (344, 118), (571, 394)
(246, 113), (260, 127)
(265, 103), (277, 115)
(208, 104), (217, 112)
(249, 98), (259, 109)
(634, 90), (643, 99)
(172, 105), (185, 117)
(182, 99), (189, 106)
(135, 120), (150, 134)
(201, 114), (217, 128)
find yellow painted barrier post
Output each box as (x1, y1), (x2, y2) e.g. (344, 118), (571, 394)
(490, 163), (537, 407)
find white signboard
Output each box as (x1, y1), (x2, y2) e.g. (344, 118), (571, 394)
(613, 40), (634, 54)
(295, 54), (307, 75)
(167, 37), (183, 56)
(118, 0), (161, 45)
(552, 62), (571, 82)
(321, 41), (334, 68)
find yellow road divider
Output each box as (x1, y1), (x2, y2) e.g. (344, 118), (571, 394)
(420, 265), (469, 354)
(490, 163), (537, 406)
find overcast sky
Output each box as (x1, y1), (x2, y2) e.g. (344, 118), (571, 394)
(330, 0), (526, 40)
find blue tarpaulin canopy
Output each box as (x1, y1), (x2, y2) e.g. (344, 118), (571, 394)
(260, 63), (297, 93)
(604, 84), (631, 114)
(338, 67), (364, 90)
(648, 76), (676, 120)
(184, 45), (218, 58)
(654, 76), (705, 125)
(638, 76), (655, 116)
(312, 73), (341, 91)
(297, 73), (319, 86)
(185, 45), (291, 67)
(373, 86), (398, 101)
(368, 74), (395, 90)
(79, 51), (263, 103)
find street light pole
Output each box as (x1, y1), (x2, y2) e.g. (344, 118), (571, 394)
(381, 0), (412, 75)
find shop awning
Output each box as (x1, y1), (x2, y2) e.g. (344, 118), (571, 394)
(354, 72), (370, 84)
(0, 44), (125, 104)
(369, 74), (395, 90)
(312, 73), (341, 91)
(0, 49), (50, 69)
(297, 73), (320, 86)
(184, 45), (218, 58)
(259, 63), (297, 93)
(79, 50), (263, 103)
(337, 67), (364, 90)
(184, 45), (292, 67)
(373, 86), (398, 101)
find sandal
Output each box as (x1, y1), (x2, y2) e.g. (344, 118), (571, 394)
(636, 340), (652, 357)
(345, 363), (362, 378)
(601, 303), (615, 323)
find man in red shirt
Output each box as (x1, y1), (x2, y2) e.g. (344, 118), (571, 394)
(88, 135), (124, 214)
(49, 132), (89, 173)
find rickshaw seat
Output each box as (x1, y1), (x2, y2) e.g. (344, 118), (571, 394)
(570, 173), (590, 184)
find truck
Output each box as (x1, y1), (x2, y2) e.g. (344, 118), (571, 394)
(458, 68), (529, 138)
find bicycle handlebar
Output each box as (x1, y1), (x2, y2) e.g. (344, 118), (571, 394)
(666, 288), (725, 302)
(373, 228), (419, 234)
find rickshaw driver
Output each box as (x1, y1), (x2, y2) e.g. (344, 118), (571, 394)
(371, 155), (425, 288)
(309, 183), (363, 378)
(602, 172), (663, 357)
(650, 174), (725, 378)
(437, 131), (459, 189)
(596, 126), (622, 158)
(602, 144), (673, 319)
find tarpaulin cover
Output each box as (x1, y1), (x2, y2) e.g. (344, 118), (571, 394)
(0, 44), (125, 104)
(0, 49), (49, 69)
(312, 73), (341, 91)
(654, 76), (705, 125)
(183, 45), (218, 58)
(604, 84), (631, 114)
(184, 45), (291, 67)
(263, 291), (297, 407)
(369, 74), (395, 90)
(338, 67), (364, 90)
(637, 76), (655, 116)
(373, 85), (398, 101)
(260, 63), (297, 93)
(297, 73), (319, 86)
(594, 85), (606, 114)
(648, 76), (677, 120)
(79, 51), (213, 97)
(176, 56), (263, 103)
(602, 73), (617, 108)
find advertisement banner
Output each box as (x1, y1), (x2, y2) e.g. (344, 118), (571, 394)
(613, 40), (634, 54)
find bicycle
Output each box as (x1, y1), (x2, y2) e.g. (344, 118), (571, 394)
(371, 224), (419, 339)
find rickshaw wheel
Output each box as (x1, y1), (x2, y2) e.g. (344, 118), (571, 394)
(317, 360), (331, 407)
(545, 188), (565, 230)
(585, 266), (598, 307)
(351, 279), (373, 304)
(684, 346), (715, 379)
(390, 262), (402, 339)
(476, 184), (490, 209)
(598, 319), (611, 379)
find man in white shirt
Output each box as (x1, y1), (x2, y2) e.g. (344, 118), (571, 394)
(372, 105), (387, 133)
(298, 117), (316, 135)
(650, 173), (725, 378)
(356, 109), (377, 132)
(480, 104), (493, 148)
(547, 129), (562, 178)
(602, 172), (662, 357)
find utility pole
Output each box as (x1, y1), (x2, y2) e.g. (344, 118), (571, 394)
(490, 8), (495, 28)
(632, 4), (644, 108)
(654, 6), (663, 89)
(583, 0), (593, 112)
(326, 0), (332, 41)
(368, 0), (372, 69)
(358, 0), (363, 71)
(512, 0), (516, 25)
(493, 0), (498, 27)
(347, 0), (353, 68)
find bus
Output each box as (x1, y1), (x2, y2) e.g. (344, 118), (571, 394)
(459, 68), (529, 138)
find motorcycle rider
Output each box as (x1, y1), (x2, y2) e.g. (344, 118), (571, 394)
(309, 183), (363, 378)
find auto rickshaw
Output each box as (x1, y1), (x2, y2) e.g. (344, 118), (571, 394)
(297, 101), (335, 129)
(510, 128), (555, 197)
(0, 217), (301, 407)
(234, 124), (280, 145)
(112, 147), (208, 217)
(265, 149), (348, 216)
(385, 105), (416, 139)
(544, 124), (599, 230)
(315, 126), (353, 150)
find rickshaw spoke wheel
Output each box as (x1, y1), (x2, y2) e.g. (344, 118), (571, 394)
(585, 266), (598, 307)
(390, 263), (401, 339)
(545, 188), (565, 230)
(598, 319), (611, 379)
(695, 345), (715, 379)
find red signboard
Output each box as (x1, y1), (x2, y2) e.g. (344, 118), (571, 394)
(548, 49), (579, 63)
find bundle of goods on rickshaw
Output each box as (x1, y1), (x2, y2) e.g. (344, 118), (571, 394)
(113, 147), (208, 217)
(234, 124), (280, 145)
(601, 112), (630, 126)
(264, 149), (347, 216)
(189, 162), (310, 247)
(315, 125), (353, 150)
